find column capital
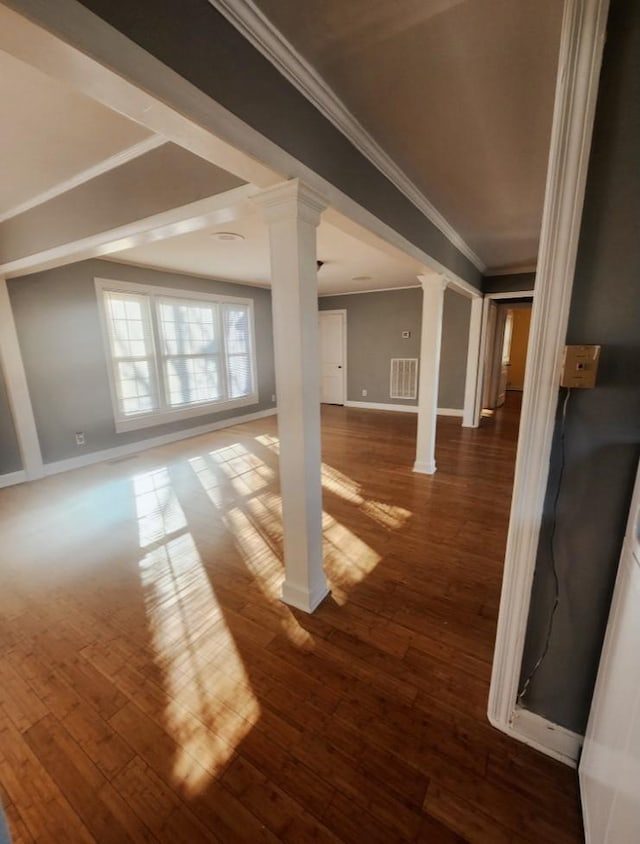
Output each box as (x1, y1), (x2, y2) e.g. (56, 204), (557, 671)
(417, 271), (449, 292)
(252, 178), (328, 227)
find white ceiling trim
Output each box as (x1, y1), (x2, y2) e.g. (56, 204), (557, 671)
(1, 184), (256, 278)
(0, 135), (166, 224)
(208, 0), (487, 274)
(319, 284), (421, 298)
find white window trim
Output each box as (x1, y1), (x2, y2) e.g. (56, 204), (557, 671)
(95, 277), (259, 433)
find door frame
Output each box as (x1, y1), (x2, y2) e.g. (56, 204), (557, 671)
(487, 0), (610, 767)
(473, 290), (534, 426)
(318, 308), (347, 406)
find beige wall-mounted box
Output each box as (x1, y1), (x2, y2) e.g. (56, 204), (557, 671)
(560, 344), (601, 388)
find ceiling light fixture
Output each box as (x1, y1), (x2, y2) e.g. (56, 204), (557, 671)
(211, 231), (245, 242)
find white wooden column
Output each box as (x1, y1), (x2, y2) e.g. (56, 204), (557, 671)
(253, 180), (329, 613)
(462, 295), (484, 428)
(414, 272), (448, 475)
(0, 278), (44, 480)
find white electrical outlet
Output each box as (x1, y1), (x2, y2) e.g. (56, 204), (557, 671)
(361, 389), (368, 397)
(75, 432), (85, 446)
(402, 330), (411, 339)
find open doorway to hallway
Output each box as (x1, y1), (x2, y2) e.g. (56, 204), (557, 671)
(481, 298), (533, 421)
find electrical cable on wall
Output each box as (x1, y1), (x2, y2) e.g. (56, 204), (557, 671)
(517, 387), (572, 702)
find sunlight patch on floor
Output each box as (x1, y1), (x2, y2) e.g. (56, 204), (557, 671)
(322, 512), (382, 591)
(133, 468), (187, 548)
(212, 442), (275, 497)
(322, 462), (411, 530)
(224, 505), (282, 595)
(255, 433), (280, 454)
(136, 503), (259, 796)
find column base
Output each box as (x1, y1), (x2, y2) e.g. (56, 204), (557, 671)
(281, 579), (330, 614)
(413, 459), (437, 475)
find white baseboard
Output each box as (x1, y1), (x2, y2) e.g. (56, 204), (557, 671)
(42, 408), (278, 477)
(0, 469), (27, 489)
(437, 407), (465, 417)
(490, 706), (583, 768)
(344, 400), (463, 417)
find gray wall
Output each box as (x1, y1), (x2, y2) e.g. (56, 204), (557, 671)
(0, 365), (22, 475)
(483, 272), (536, 295)
(8, 259), (276, 464)
(319, 287), (470, 410)
(520, 0), (640, 733)
(64, 0), (482, 290)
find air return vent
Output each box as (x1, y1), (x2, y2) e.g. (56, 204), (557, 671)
(390, 358), (418, 400)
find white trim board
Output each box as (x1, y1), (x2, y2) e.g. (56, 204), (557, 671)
(0, 136), (166, 224)
(344, 400), (462, 417)
(319, 284), (421, 298)
(0, 185), (255, 279)
(509, 708), (583, 768)
(487, 0), (609, 765)
(42, 408), (277, 478)
(0, 470), (27, 489)
(486, 290), (535, 301)
(208, 0), (486, 275)
(0, 278), (44, 480)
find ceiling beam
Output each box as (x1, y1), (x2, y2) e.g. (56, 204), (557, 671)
(1, 185), (256, 279)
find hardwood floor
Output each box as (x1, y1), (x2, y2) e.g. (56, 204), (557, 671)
(0, 396), (583, 843)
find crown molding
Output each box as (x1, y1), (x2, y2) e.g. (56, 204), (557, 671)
(208, 0), (486, 274)
(0, 135), (166, 224)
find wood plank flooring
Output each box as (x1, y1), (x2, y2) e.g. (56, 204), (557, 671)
(0, 396), (583, 843)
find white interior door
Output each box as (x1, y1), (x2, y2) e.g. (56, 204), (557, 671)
(319, 310), (346, 405)
(580, 463), (640, 843)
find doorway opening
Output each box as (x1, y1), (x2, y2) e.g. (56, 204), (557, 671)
(482, 297), (533, 417)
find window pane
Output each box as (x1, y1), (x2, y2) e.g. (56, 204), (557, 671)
(104, 291), (158, 417)
(166, 356), (221, 406)
(223, 305), (249, 354)
(107, 296), (151, 358)
(159, 300), (217, 357)
(227, 354), (251, 398)
(116, 360), (155, 415)
(223, 304), (254, 397)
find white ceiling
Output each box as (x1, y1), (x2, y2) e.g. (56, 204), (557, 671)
(250, 0), (564, 272)
(108, 210), (423, 296)
(0, 49), (151, 218)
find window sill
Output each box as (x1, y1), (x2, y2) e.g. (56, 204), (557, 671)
(114, 394), (259, 433)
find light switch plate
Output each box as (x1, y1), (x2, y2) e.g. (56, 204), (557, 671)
(560, 344), (601, 388)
